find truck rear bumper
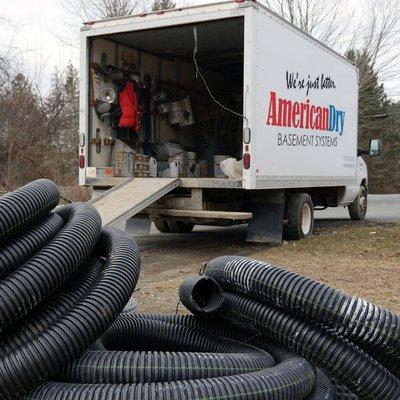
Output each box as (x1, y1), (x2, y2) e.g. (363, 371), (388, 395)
(85, 177), (244, 189)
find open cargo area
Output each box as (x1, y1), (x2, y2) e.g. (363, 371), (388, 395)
(84, 16), (245, 185)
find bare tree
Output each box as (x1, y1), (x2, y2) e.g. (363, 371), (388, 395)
(261, 0), (353, 49)
(62, 0), (150, 22)
(152, 0), (175, 11)
(347, 0), (400, 193)
(357, 0), (400, 99)
(0, 17), (23, 90)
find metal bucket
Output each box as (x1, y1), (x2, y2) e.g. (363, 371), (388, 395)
(179, 97), (195, 127)
(168, 100), (184, 124)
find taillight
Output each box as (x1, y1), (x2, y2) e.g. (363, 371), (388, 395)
(243, 153), (250, 170)
(79, 154), (85, 169)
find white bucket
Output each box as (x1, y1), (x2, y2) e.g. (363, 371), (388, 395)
(187, 151), (196, 177)
(149, 157), (157, 178)
(168, 100), (184, 124)
(169, 152), (188, 177)
(169, 161), (179, 178)
(179, 97), (195, 127)
(214, 155), (230, 178)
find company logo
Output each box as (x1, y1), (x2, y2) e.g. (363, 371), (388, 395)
(266, 91), (346, 135)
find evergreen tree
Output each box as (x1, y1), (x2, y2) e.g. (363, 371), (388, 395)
(45, 62), (80, 185)
(347, 49), (400, 192)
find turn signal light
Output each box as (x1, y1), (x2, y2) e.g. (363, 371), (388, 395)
(243, 153), (250, 170)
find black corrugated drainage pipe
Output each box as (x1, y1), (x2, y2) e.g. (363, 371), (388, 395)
(0, 179), (60, 243)
(0, 213), (64, 280)
(0, 180), (141, 399)
(194, 256), (400, 399)
(179, 275), (224, 315)
(218, 291), (400, 399)
(0, 181), (398, 400)
(0, 228), (141, 399)
(204, 256), (400, 359)
(27, 315), (316, 400)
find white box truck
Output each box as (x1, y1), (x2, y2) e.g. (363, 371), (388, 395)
(79, 0), (381, 242)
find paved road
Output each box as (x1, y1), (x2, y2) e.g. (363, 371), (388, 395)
(132, 195), (400, 248)
(315, 194), (400, 224)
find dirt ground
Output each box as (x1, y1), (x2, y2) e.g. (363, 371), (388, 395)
(134, 222), (400, 315)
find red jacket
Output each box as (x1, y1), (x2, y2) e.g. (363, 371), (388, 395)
(118, 81), (141, 132)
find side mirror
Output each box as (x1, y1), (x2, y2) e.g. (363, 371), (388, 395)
(369, 139), (381, 157)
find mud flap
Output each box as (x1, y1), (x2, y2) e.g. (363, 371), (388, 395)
(246, 190), (284, 243)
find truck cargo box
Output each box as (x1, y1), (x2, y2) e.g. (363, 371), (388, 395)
(79, 1), (374, 243)
(79, 0), (358, 190)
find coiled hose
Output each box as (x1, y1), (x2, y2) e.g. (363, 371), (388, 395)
(190, 256), (399, 399)
(0, 179), (60, 243)
(204, 256), (400, 358)
(0, 180), (141, 399)
(28, 315), (316, 400)
(0, 181), (398, 400)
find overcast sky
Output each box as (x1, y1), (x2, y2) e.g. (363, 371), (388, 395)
(2, 0), (83, 91)
(1, 0), (202, 92)
(2, 0), (397, 97)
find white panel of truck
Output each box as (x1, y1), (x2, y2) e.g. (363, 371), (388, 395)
(249, 7), (358, 189)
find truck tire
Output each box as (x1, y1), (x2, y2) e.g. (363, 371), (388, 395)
(168, 221), (195, 233)
(154, 220), (171, 233)
(284, 193), (314, 240)
(348, 186), (367, 221)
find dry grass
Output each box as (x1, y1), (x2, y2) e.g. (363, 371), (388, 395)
(134, 223), (400, 315)
(59, 186), (92, 203)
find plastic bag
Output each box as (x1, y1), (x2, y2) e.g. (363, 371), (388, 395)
(220, 158), (243, 179)
(156, 141), (184, 161)
(165, 141), (183, 157)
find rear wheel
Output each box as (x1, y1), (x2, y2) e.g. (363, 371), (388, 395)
(168, 220), (195, 233)
(348, 186), (367, 220)
(284, 193), (314, 240)
(154, 220), (171, 233)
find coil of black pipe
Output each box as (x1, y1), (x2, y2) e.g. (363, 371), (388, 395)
(189, 256), (400, 399)
(27, 315), (318, 400)
(203, 256), (400, 359)
(0, 180), (399, 400)
(0, 180), (141, 399)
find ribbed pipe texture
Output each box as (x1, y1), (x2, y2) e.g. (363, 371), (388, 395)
(204, 256), (400, 358)
(0, 181), (141, 399)
(27, 316), (315, 400)
(216, 292), (400, 399)
(0, 182), (398, 400)
(0, 179), (60, 243)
